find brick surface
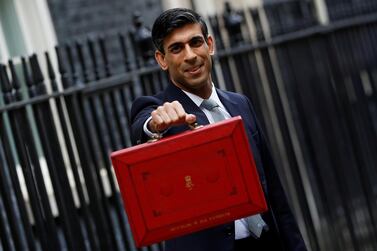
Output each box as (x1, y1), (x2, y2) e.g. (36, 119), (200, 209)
(48, 0), (161, 40)
(47, 0), (162, 75)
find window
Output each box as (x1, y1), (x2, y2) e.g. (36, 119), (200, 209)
(0, 0), (57, 61)
(0, 0), (27, 59)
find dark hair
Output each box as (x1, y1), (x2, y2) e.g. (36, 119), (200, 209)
(151, 8), (209, 53)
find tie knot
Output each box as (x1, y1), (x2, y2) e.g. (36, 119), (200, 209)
(201, 99), (219, 111)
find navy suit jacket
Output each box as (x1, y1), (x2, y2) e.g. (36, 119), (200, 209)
(131, 83), (307, 251)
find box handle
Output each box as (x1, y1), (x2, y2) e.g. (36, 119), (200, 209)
(147, 122), (203, 143)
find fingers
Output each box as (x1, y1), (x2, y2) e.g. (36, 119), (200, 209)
(149, 101), (196, 132)
(185, 114), (197, 124)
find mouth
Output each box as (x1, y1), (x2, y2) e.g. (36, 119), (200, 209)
(185, 64), (203, 74)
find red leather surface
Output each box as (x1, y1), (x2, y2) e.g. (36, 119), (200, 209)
(111, 116), (267, 247)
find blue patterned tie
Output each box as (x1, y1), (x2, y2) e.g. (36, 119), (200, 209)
(200, 99), (227, 122)
(201, 98), (267, 238)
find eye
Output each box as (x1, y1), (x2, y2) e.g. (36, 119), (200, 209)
(169, 44), (183, 54)
(190, 37), (204, 47)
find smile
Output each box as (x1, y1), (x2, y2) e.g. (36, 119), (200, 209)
(186, 64), (203, 74)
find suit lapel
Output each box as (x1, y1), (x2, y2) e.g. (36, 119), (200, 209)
(216, 89), (242, 118)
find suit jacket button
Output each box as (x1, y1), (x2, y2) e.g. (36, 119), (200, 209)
(225, 227), (233, 236)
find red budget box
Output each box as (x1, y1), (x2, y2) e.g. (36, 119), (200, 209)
(111, 116), (267, 247)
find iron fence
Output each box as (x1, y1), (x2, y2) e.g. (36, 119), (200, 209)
(1, 2), (377, 251)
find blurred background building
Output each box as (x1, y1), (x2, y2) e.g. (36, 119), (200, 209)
(1, 0), (377, 251)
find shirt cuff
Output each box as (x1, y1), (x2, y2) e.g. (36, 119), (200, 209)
(143, 117), (167, 139)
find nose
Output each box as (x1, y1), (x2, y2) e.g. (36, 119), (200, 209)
(183, 45), (197, 62)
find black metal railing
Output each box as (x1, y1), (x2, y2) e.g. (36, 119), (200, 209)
(1, 2), (377, 251)
(326, 0), (377, 21)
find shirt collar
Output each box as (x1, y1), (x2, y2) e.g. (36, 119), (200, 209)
(182, 84), (223, 108)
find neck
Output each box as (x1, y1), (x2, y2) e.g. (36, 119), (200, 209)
(189, 84), (212, 99)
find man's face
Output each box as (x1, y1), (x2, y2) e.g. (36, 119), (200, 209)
(155, 23), (214, 97)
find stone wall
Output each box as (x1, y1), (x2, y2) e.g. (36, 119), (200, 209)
(46, 0), (163, 75)
(47, 0), (162, 42)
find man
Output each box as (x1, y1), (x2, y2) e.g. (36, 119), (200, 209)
(130, 8), (307, 251)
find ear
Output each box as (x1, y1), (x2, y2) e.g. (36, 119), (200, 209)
(155, 50), (168, 71)
(207, 35), (215, 56)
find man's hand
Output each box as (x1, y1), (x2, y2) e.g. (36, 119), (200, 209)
(148, 101), (196, 132)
